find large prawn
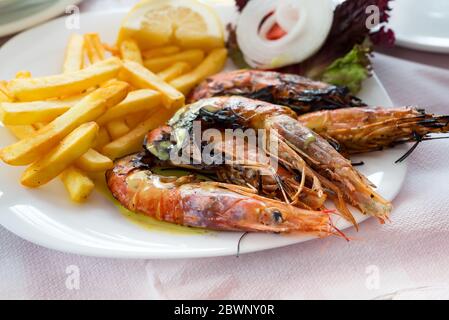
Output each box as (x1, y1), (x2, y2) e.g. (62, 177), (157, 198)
(106, 153), (333, 234)
(145, 96), (392, 223)
(298, 107), (449, 156)
(188, 69), (364, 113)
(190, 70), (449, 156)
(146, 125), (328, 211)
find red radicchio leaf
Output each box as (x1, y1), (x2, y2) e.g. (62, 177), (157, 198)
(235, 0), (250, 12)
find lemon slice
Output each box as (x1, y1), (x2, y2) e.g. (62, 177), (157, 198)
(118, 0), (224, 51)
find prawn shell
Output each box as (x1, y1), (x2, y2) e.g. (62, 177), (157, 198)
(106, 154), (332, 234)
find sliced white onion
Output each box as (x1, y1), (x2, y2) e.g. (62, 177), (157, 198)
(236, 0), (334, 69)
(275, 1), (300, 32)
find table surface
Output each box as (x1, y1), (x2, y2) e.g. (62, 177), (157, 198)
(1, 0), (449, 300)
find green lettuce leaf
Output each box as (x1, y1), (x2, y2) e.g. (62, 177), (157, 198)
(320, 39), (372, 94)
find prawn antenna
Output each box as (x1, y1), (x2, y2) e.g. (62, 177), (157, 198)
(395, 132), (423, 163)
(395, 135), (449, 163)
(236, 232), (250, 257)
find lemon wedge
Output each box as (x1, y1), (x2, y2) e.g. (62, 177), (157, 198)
(118, 0), (224, 51)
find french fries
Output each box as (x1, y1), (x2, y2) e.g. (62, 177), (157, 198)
(0, 80), (129, 165)
(103, 43), (120, 57)
(143, 49), (204, 72)
(176, 34), (224, 52)
(84, 33), (106, 64)
(94, 127), (111, 150)
(63, 34), (85, 73)
(7, 57), (122, 101)
(120, 39), (143, 65)
(60, 167), (95, 202)
(75, 148), (113, 172)
(171, 48), (228, 94)
(96, 89), (161, 125)
(0, 95), (84, 125)
(32, 122), (47, 130)
(106, 119), (130, 140)
(21, 122), (99, 188)
(102, 110), (172, 160)
(0, 90), (10, 102)
(15, 71), (32, 79)
(4, 121), (96, 200)
(0, 22), (229, 203)
(157, 62), (191, 82)
(142, 45), (180, 59)
(120, 60), (184, 108)
(125, 110), (150, 128)
(58, 33), (103, 200)
(0, 81), (12, 101)
(1, 80), (38, 159)
(5, 125), (36, 139)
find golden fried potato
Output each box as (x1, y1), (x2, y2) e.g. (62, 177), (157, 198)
(106, 119), (130, 140)
(7, 57), (122, 101)
(0, 81), (13, 102)
(84, 33), (106, 64)
(1, 80), (129, 166)
(63, 34), (85, 73)
(5, 125), (36, 140)
(60, 166), (95, 202)
(120, 39), (143, 65)
(171, 48), (227, 94)
(4, 119), (96, 201)
(21, 122), (99, 188)
(176, 34), (224, 52)
(75, 148), (113, 172)
(96, 89), (161, 125)
(120, 60), (184, 108)
(143, 49), (204, 72)
(15, 71), (32, 79)
(94, 127), (111, 151)
(0, 94), (84, 125)
(32, 122), (47, 130)
(125, 110), (150, 128)
(103, 43), (120, 57)
(142, 45), (180, 59)
(101, 110), (172, 159)
(157, 62), (191, 82)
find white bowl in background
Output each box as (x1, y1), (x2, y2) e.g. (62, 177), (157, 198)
(389, 0), (449, 53)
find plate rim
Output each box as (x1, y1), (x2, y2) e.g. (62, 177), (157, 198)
(394, 36), (449, 54)
(0, 9), (406, 259)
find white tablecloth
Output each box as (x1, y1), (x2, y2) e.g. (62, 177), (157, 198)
(2, 53), (449, 300)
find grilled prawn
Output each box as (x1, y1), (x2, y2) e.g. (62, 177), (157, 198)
(192, 69), (449, 156)
(298, 107), (449, 155)
(188, 70), (364, 113)
(146, 125), (328, 211)
(145, 96), (392, 223)
(106, 153), (332, 234)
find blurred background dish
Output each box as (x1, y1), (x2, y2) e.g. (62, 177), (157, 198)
(0, 0), (83, 37)
(389, 0), (449, 53)
(0, 0), (22, 10)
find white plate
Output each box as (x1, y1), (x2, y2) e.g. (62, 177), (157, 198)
(0, 8), (407, 259)
(0, 0), (83, 37)
(389, 0), (449, 53)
